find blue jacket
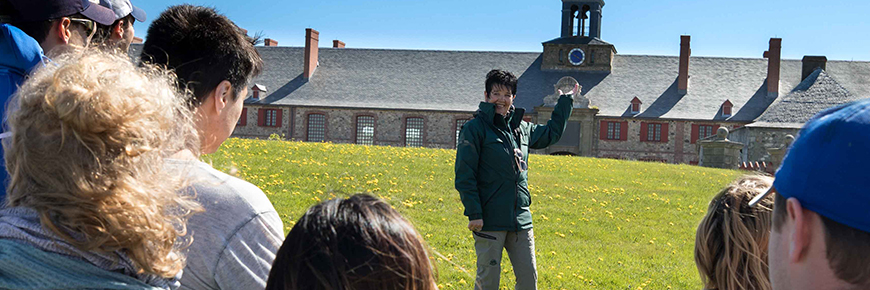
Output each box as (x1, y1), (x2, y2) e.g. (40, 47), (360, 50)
(0, 24), (46, 204)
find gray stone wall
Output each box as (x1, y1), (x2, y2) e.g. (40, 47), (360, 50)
(730, 127), (800, 162)
(232, 105), (292, 137)
(594, 118), (744, 164)
(232, 105), (474, 149)
(542, 44), (614, 71)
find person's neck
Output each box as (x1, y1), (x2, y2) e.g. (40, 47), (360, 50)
(169, 149), (199, 161)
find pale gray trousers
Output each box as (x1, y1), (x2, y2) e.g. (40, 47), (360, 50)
(472, 229), (537, 290)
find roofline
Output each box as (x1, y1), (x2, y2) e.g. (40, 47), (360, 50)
(244, 103), (477, 114)
(594, 115), (751, 123)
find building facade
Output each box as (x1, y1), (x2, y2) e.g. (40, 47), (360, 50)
(208, 0), (870, 165)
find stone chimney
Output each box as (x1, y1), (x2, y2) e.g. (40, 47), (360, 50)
(264, 38), (278, 47)
(678, 35), (691, 95)
(802, 56), (827, 81)
(304, 28), (319, 79)
(333, 40), (345, 48)
(763, 38), (782, 97)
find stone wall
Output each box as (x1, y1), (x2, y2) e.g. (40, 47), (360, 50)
(594, 118), (744, 164)
(541, 44), (615, 71)
(233, 105), (474, 149)
(730, 127), (800, 162)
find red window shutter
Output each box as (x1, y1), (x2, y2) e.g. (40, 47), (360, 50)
(276, 109), (284, 127)
(691, 124), (699, 144)
(257, 109), (265, 126)
(724, 106), (732, 116)
(239, 108), (247, 126)
(713, 125), (720, 135)
(599, 121), (608, 140)
(662, 123), (669, 143)
(640, 122), (648, 141)
(620, 121), (628, 140)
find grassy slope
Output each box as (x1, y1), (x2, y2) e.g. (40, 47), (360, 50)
(206, 138), (743, 290)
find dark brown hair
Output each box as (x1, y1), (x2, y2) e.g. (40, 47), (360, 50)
(772, 191), (870, 287)
(140, 5), (263, 106)
(265, 194), (437, 290)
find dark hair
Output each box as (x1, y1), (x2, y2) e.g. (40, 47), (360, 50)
(266, 194), (437, 290)
(772, 191), (870, 287)
(9, 10), (91, 45)
(9, 20), (54, 44)
(485, 69), (517, 97)
(140, 5), (263, 106)
(91, 14), (134, 45)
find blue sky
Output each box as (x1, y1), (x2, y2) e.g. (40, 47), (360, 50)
(132, 0), (870, 61)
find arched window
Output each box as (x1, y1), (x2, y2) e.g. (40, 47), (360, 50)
(307, 113), (326, 142)
(405, 117), (424, 147)
(355, 115), (375, 145)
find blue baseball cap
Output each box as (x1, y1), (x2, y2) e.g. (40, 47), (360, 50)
(98, 0), (146, 22)
(749, 98), (870, 233)
(7, 0), (116, 26)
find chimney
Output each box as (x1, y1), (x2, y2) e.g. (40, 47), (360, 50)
(264, 38), (278, 47)
(763, 38), (782, 97)
(801, 55), (827, 81)
(333, 40), (345, 48)
(304, 28), (319, 79)
(132, 36), (143, 44)
(678, 35), (691, 95)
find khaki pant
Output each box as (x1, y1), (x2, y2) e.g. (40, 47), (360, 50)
(472, 229), (537, 290)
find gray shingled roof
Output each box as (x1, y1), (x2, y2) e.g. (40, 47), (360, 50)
(747, 68), (864, 128)
(129, 44), (870, 123)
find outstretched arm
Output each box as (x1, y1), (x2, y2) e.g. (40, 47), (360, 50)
(529, 94), (575, 149)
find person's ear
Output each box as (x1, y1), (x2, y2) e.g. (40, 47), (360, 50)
(211, 80), (233, 113)
(112, 20), (125, 39)
(56, 18), (72, 44)
(786, 197), (811, 263)
(484, 91), (490, 100)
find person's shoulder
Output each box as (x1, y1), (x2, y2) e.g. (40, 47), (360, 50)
(181, 161), (276, 216)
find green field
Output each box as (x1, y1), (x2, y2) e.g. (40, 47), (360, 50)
(206, 138), (743, 289)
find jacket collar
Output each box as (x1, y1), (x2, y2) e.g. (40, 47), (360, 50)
(475, 102), (525, 129)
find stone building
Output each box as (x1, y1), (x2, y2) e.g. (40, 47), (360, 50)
(135, 0), (870, 164)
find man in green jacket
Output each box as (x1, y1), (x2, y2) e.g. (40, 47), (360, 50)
(455, 69), (576, 290)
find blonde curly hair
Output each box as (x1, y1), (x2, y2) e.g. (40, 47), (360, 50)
(4, 50), (202, 278)
(695, 174), (774, 290)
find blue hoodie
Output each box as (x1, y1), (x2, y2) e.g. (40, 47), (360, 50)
(0, 24), (47, 204)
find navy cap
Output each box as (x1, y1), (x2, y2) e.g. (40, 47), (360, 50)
(8, 0), (116, 26)
(98, 0), (146, 22)
(749, 99), (870, 233)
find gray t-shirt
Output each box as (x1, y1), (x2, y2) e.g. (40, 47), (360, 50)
(170, 160), (284, 290)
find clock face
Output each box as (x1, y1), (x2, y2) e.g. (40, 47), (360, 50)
(569, 48), (585, 66)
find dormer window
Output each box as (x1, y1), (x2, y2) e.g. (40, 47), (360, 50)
(722, 100), (733, 117)
(630, 97), (642, 114)
(251, 84), (267, 100)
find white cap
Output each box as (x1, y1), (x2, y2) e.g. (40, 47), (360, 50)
(98, 0), (145, 22)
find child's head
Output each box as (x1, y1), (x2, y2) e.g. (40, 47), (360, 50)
(695, 174), (774, 290)
(4, 50), (201, 278)
(266, 194), (437, 290)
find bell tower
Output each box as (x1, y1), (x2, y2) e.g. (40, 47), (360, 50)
(561, 0), (603, 39)
(543, 0), (616, 72)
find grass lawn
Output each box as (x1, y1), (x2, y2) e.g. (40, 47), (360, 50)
(206, 138), (744, 289)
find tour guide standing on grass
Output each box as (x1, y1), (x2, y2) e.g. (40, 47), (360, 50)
(455, 69), (576, 290)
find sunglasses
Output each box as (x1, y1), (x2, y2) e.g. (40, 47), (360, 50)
(67, 17), (97, 44)
(514, 148), (528, 172)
